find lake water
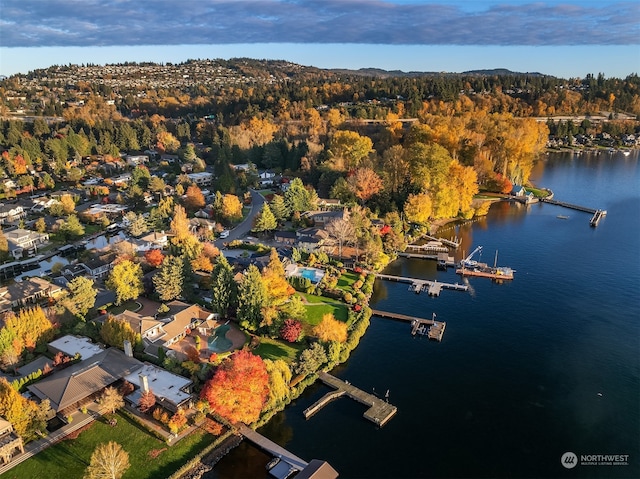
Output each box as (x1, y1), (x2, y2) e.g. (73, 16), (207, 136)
(209, 150), (640, 478)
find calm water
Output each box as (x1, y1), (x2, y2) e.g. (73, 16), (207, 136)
(210, 151), (640, 478)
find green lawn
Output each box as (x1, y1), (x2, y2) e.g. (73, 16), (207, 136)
(336, 271), (359, 291)
(298, 293), (349, 325)
(6, 411), (215, 479)
(253, 337), (304, 363)
(107, 300), (141, 315)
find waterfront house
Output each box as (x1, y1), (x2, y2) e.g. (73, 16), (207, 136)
(5, 228), (50, 258)
(0, 277), (63, 313)
(124, 363), (193, 413)
(79, 253), (115, 279)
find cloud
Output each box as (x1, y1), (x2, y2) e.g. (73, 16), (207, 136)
(1, 0), (638, 47)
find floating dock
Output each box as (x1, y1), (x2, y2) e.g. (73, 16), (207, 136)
(303, 372), (397, 427)
(456, 265), (514, 280)
(375, 273), (468, 296)
(238, 424), (308, 471)
(373, 309), (447, 341)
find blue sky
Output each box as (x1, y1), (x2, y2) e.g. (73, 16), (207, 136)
(0, 0), (638, 78)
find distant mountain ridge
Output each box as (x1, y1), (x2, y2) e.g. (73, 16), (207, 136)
(329, 67), (548, 77)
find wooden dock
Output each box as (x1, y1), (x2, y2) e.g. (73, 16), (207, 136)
(406, 242), (448, 253)
(423, 235), (460, 249)
(373, 310), (447, 341)
(238, 424), (308, 471)
(540, 197), (598, 213)
(397, 251), (455, 267)
(590, 209), (606, 227)
(304, 372), (397, 427)
(375, 273), (468, 296)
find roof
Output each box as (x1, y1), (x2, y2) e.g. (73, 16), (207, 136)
(115, 310), (162, 336)
(28, 348), (142, 412)
(49, 335), (104, 360)
(295, 460), (339, 479)
(124, 363), (192, 408)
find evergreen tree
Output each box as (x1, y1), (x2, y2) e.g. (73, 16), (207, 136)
(252, 203), (277, 233)
(66, 276), (97, 318)
(153, 256), (184, 302)
(210, 255), (237, 317)
(237, 265), (267, 332)
(269, 194), (289, 222)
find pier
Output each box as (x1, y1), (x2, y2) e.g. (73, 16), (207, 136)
(397, 251), (456, 268)
(303, 372), (397, 427)
(372, 310), (447, 341)
(590, 209), (606, 227)
(238, 424), (308, 471)
(406, 242), (449, 253)
(541, 198), (607, 226)
(423, 235), (460, 249)
(375, 273), (468, 296)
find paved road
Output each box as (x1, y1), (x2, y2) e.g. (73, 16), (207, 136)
(213, 189), (265, 249)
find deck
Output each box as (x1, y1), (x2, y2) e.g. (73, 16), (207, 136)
(304, 372), (397, 427)
(373, 310), (447, 341)
(376, 273), (468, 296)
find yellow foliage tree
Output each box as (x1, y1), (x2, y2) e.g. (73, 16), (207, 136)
(313, 314), (348, 343)
(404, 193), (432, 225)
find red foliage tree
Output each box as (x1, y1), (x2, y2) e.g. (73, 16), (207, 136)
(138, 390), (156, 414)
(200, 350), (269, 424)
(119, 380), (135, 396)
(145, 249), (165, 268)
(280, 319), (302, 343)
(184, 345), (201, 363)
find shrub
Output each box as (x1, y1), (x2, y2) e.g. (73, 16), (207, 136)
(343, 292), (353, 303)
(280, 319), (303, 343)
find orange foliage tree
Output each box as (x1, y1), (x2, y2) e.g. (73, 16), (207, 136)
(313, 313), (348, 343)
(144, 249), (165, 268)
(200, 350), (269, 424)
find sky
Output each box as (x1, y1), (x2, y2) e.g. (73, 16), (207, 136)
(0, 0), (638, 79)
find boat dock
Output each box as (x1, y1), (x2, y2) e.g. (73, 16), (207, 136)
(406, 242), (449, 253)
(541, 198), (607, 226)
(372, 310), (447, 341)
(423, 235), (460, 249)
(238, 424), (308, 471)
(397, 251), (456, 267)
(375, 273), (468, 296)
(303, 372), (397, 427)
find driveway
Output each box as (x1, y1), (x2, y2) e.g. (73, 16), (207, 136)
(214, 189), (265, 249)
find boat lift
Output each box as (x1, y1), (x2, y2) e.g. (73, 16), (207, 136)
(459, 245), (483, 268)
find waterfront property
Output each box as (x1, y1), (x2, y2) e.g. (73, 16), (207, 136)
(285, 263), (326, 284)
(375, 273), (468, 296)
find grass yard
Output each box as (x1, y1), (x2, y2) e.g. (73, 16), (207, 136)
(253, 336), (304, 363)
(298, 292), (349, 325)
(6, 411), (215, 479)
(107, 300), (141, 315)
(336, 271), (360, 291)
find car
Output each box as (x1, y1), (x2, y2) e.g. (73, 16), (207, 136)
(219, 230), (230, 239)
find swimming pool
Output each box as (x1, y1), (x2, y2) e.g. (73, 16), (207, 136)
(298, 267), (325, 284)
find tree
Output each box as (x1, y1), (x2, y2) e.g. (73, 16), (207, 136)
(404, 193), (432, 225)
(347, 167), (383, 203)
(66, 276), (97, 318)
(59, 214), (85, 240)
(328, 130), (373, 170)
(280, 319), (303, 343)
(252, 203), (277, 233)
(284, 178), (317, 213)
(100, 387), (124, 415)
(210, 255), (237, 317)
(2, 307), (55, 353)
(100, 315), (137, 349)
(124, 212), (148, 237)
(138, 390), (155, 414)
(153, 255), (184, 301)
(106, 260), (143, 305)
(84, 442), (130, 479)
(313, 313), (348, 343)
(0, 229), (10, 262)
(200, 350), (269, 424)
(34, 217), (47, 233)
(264, 359), (292, 411)
(184, 184), (205, 211)
(0, 377), (46, 439)
(325, 215), (355, 259)
(237, 265), (268, 332)
(294, 342), (327, 376)
(221, 194), (243, 222)
(144, 249), (165, 268)
(269, 194), (289, 222)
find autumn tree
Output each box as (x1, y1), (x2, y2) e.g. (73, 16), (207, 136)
(0, 229), (9, 262)
(144, 249), (165, 268)
(0, 377), (49, 439)
(252, 203), (277, 233)
(84, 442), (130, 479)
(313, 313), (348, 343)
(264, 359), (292, 412)
(153, 255), (184, 301)
(347, 167), (383, 204)
(106, 260), (143, 305)
(210, 255), (237, 317)
(261, 249), (295, 331)
(200, 350), (269, 424)
(100, 315), (137, 349)
(2, 306), (55, 353)
(184, 184), (205, 211)
(138, 390), (156, 414)
(325, 215), (355, 259)
(65, 276), (97, 318)
(100, 386), (124, 415)
(280, 319), (303, 343)
(123, 211), (148, 237)
(220, 194), (243, 222)
(328, 130), (373, 170)
(404, 193), (432, 225)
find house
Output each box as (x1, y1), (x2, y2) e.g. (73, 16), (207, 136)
(0, 418), (24, 465)
(187, 172), (214, 187)
(27, 347), (142, 415)
(5, 229), (50, 258)
(303, 209), (348, 226)
(274, 231), (297, 246)
(0, 203), (26, 225)
(317, 198), (342, 210)
(124, 363), (193, 412)
(511, 185), (526, 197)
(232, 163), (252, 172)
(189, 218), (216, 238)
(257, 170), (276, 186)
(296, 227), (331, 253)
(79, 253), (115, 279)
(0, 277), (64, 313)
(125, 155), (149, 167)
(131, 231), (168, 252)
(160, 154), (179, 164)
(49, 335), (104, 360)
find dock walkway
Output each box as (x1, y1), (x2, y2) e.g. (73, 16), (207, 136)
(372, 310), (447, 341)
(375, 273), (468, 296)
(423, 235), (460, 249)
(541, 198), (607, 226)
(397, 252), (455, 267)
(304, 372), (397, 427)
(238, 424), (308, 471)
